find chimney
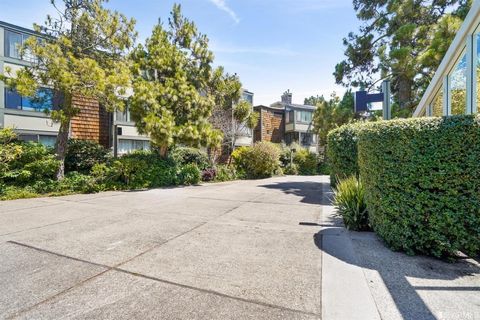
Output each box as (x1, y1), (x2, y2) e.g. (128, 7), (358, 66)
(281, 90), (292, 104)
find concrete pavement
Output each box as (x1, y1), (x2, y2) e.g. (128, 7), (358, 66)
(1, 176), (327, 319)
(1, 175), (479, 319)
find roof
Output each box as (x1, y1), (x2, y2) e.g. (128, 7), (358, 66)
(270, 101), (316, 111)
(0, 21), (41, 36)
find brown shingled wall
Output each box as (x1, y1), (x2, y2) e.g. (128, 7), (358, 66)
(70, 95), (110, 148)
(254, 108), (284, 143)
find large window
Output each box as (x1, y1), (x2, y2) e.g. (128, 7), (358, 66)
(477, 33), (480, 112)
(431, 88), (443, 116)
(295, 110), (313, 123)
(5, 87), (56, 112)
(116, 104), (131, 122)
(118, 139), (150, 154)
(19, 134), (56, 147)
(4, 30), (36, 61)
(449, 52), (467, 115)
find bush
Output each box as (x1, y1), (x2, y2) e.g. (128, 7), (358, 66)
(358, 116), (480, 258)
(1, 140), (60, 186)
(178, 164), (201, 185)
(170, 147), (210, 170)
(65, 139), (111, 173)
(284, 163), (299, 175)
(214, 165), (238, 182)
(333, 176), (369, 231)
(232, 142), (281, 179)
(293, 149), (318, 175)
(327, 123), (360, 186)
(201, 168), (216, 182)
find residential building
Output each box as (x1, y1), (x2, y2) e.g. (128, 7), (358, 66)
(414, 1), (480, 117)
(0, 21), (149, 155)
(254, 91), (318, 152)
(234, 89), (255, 147)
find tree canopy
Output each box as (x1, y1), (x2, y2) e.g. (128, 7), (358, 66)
(334, 0), (471, 112)
(130, 4), (230, 156)
(0, 0), (136, 178)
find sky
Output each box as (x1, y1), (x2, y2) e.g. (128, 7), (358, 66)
(0, 0), (361, 106)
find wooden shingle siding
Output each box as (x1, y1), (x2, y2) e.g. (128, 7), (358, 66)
(255, 109), (284, 143)
(70, 95), (110, 148)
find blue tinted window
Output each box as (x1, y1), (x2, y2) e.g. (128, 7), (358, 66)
(4, 87), (54, 111)
(5, 88), (22, 109)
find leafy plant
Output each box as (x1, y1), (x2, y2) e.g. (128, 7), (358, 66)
(232, 142), (281, 179)
(170, 147), (210, 170)
(214, 165), (238, 182)
(65, 139), (111, 173)
(358, 116), (480, 258)
(333, 176), (369, 231)
(178, 164), (201, 185)
(201, 168), (216, 182)
(327, 123), (361, 186)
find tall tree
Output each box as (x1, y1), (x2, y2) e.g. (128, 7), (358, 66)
(312, 91), (354, 146)
(1, 0), (136, 179)
(209, 71), (259, 157)
(130, 4), (225, 157)
(334, 0), (471, 112)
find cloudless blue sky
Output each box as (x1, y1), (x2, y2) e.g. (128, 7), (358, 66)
(0, 0), (361, 105)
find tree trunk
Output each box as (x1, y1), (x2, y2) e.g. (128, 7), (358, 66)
(397, 76), (413, 109)
(159, 145), (168, 158)
(55, 119), (70, 180)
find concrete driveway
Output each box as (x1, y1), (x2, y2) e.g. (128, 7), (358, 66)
(0, 176), (327, 319)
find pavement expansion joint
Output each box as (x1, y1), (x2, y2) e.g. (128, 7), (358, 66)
(6, 240), (320, 318)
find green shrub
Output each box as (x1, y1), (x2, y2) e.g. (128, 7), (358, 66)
(65, 139), (111, 173)
(170, 147), (210, 170)
(1, 140), (60, 186)
(90, 151), (179, 190)
(358, 116), (480, 258)
(327, 123), (360, 186)
(178, 164), (201, 185)
(333, 176), (369, 231)
(214, 165), (238, 182)
(293, 149), (318, 175)
(232, 142), (281, 179)
(284, 163), (299, 175)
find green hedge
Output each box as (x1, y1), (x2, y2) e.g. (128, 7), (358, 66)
(358, 116), (480, 258)
(327, 123), (360, 185)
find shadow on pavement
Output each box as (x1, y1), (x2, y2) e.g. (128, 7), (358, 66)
(315, 195), (480, 320)
(258, 181), (331, 205)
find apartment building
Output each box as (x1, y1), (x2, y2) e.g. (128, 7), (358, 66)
(254, 91), (318, 152)
(414, 1), (480, 118)
(0, 21), (150, 155)
(0, 21), (257, 155)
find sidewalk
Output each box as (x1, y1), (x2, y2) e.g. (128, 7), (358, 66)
(319, 182), (480, 320)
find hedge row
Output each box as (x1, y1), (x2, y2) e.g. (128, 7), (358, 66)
(326, 123), (360, 186)
(328, 116), (480, 258)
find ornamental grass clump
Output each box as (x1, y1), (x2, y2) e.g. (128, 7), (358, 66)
(333, 176), (369, 231)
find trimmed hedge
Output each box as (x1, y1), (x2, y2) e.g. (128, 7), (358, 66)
(327, 123), (360, 185)
(358, 116), (480, 258)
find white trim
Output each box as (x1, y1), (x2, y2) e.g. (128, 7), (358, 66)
(414, 0), (480, 117)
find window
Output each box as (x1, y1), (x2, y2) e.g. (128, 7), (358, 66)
(118, 139), (150, 154)
(286, 110), (294, 123)
(5, 30), (22, 59)
(116, 103), (132, 122)
(477, 33), (480, 112)
(5, 87), (56, 112)
(301, 133), (314, 146)
(449, 52), (467, 115)
(296, 110), (313, 123)
(431, 88), (443, 116)
(4, 30), (36, 62)
(18, 134), (56, 147)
